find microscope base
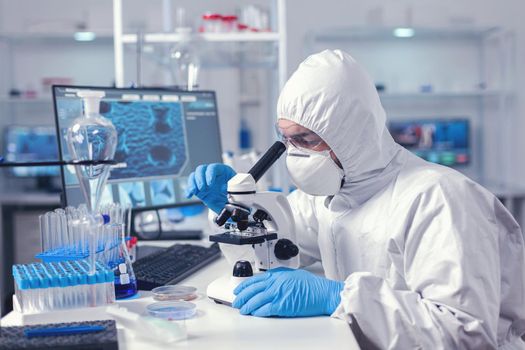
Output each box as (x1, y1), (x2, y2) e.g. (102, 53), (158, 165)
(206, 275), (252, 306)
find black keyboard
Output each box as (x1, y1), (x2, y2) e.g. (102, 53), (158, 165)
(133, 243), (222, 290)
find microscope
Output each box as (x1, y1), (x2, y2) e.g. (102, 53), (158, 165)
(206, 141), (300, 305)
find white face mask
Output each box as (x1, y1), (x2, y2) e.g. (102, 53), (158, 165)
(286, 146), (345, 196)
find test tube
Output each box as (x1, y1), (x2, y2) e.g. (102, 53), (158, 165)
(88, 215), (104, 274)
(117, 203), (124, 225)
(99, 224), (108, 265)
(101, 203), (110, 218)
(53, 210), (62, 249)
(113, 224), (118, 263)
(55, 209), (67, 249)
(60, 209), (70, 248)
(99, 205), (107, 253)
(69, 210), (80, 255)
(109, 223), (116, 264)
(111, 204), (118, 225)
(80, 215), (89, 256)
(124, 204), (132, 239)
(88, 226), (97, 275)
(117, 203), (123, 224)
(39, 214), (49, 252)
(46, 212), (56, 251)
(65, 207), (75, 253)
(73, 217), (81, 255)
(78, 203), (88, 215)
(109, 204), (117, 225)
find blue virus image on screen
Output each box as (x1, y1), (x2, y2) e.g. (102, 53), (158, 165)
(150, 179), (176, 206)
(99, 101), (188, 181)
(118, 182), (146, 207)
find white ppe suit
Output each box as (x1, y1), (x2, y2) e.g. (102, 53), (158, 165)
(223, 49), (525, 349)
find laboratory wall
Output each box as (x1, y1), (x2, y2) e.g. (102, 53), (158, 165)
(0, 0), (524, 193)
(283, 0), (525, 186)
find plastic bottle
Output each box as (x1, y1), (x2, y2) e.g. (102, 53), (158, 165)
(239, 118), (252, 152)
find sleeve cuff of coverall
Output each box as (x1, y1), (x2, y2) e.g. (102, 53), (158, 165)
(330, 271), (376, 323)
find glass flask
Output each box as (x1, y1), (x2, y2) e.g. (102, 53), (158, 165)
(169, 28), (200, 90)
(66, 90), (117, 213)
(107, 223), (138, 299)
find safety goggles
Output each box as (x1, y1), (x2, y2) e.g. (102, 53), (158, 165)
(275, 124), (326, 150)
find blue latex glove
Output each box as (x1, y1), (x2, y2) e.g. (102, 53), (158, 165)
(185, 163), (236, 214)
(232, 267), (344, 317)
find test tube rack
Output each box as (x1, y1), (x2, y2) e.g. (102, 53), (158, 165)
(12, 260), (115, 315)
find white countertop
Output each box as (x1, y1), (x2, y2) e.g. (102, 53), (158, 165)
(1, 255), (359, 349)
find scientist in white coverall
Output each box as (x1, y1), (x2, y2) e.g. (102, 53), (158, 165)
(186, 50), (525, 349)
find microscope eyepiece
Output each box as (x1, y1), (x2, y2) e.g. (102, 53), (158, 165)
(248, 141), (286, 183)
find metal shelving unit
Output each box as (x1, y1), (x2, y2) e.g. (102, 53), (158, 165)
(378, 90), (510, 99)
(112, 0), (288, 89)
(0, 31), (114, 129)
(0, 98), (53, 104)
(121, 32), (281, 44)
(111, 0), (289, 190)
(309, 26), (501, 41)
(0, 32), (114, 44)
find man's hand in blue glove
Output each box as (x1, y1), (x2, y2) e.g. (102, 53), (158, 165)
(232, 267), (344, 317)
(185, 163), (236, 214)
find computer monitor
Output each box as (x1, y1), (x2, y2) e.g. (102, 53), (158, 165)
(53, 86), (223, 211)
(3, 126), (60, 178)
(388, 118), (470, 166)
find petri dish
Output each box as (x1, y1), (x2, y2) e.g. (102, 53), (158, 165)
(151, 285), (197, 301)
(147, 301), (197, 320)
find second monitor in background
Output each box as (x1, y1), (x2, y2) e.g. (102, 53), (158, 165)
(53, 86), (223, 238)
(3, 126), (61, 191)
(388, 118), (470, 167)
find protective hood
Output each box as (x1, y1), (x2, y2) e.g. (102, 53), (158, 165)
(277, 50), (403, 207)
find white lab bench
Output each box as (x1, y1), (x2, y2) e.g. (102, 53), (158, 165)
(4, 181), (524, 349)
(1, 246), (360, 349)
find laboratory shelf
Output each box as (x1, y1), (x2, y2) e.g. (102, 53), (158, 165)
(378, 90), (511, 99)
(307, 24), (517, 190)
(0, 32), (114, 44)
(310, 26), (500, 42)
(121, 32), (280, 44)
(239, 95), (261, 106)
(0, 98), (53, 104)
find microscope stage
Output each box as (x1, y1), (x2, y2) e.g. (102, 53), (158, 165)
(209, 231), (278, 245)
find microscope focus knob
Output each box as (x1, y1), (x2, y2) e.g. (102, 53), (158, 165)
(233, 260), (254, 277)
(274, 239), (299, 260)
(253, 209), (269, 223)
